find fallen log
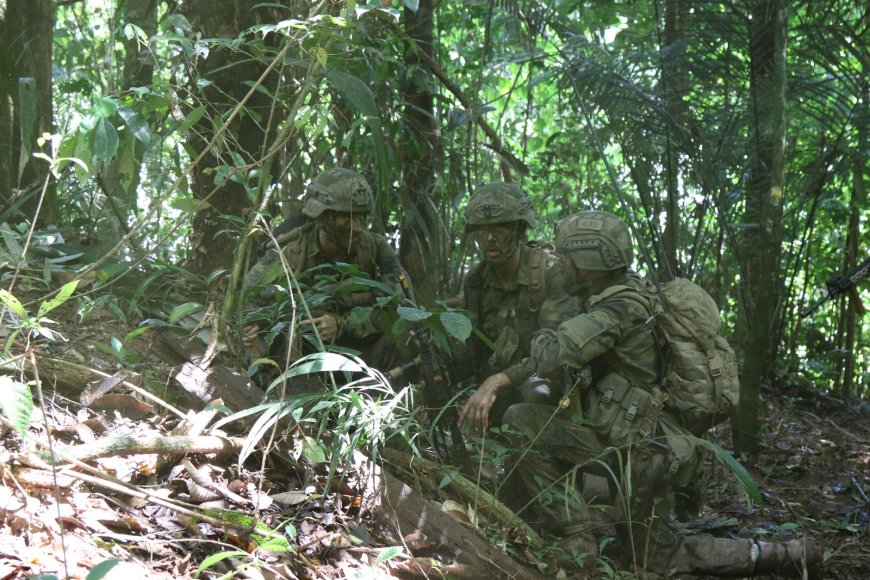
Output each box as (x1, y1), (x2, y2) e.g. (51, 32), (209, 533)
(362, 453), (544, 580)
(157, 329), (266, 412)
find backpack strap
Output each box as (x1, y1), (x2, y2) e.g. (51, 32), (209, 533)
(354, 230), (378, 276)
(526, 246), (548, 313)
(273, 221), (314, 273)
(464, 263), (486, 326)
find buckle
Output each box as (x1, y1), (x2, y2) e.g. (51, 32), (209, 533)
(601, 387), (615, 404)
(625, 402), (638, 422)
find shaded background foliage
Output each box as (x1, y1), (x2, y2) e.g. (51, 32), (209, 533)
(0, 0), (867, 452)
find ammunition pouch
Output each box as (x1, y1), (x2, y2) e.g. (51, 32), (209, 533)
(586, 373), (660, 449)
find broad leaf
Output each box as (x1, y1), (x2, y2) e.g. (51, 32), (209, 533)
(169, 302), (204, 324)
(38, 279), (79, 318)
(0, 376), (34, 438)
(396, 306), (431, 322)
(439, 311), (472, 342)
(0, 289), (28, 319)
(92, 117), (119, 161)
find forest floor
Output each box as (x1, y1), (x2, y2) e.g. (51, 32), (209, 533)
(0, 288), (868, 579)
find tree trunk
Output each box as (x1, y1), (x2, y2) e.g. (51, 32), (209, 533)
(182, 0), (285, 277)
(399, 0), (441, 305)
(659, 0), (689, 279)
(841, 86), (867, 396)
(0, 0), (56, 225)
(736, 0), (788, 454)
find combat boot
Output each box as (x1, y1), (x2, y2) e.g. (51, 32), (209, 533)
(753, 539), (823, 578)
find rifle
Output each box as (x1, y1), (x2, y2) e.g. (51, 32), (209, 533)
(801, 256), (869, 318)
(387, 329), (470, 468)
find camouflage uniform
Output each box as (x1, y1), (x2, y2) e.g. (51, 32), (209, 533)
(245, 169), (412, 372)
(456, 182), (576, 414)
(503, 211), (820, 577)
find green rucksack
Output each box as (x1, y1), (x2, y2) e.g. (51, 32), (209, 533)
(644, 278), (740, 435)
(603, 278), (741, 435)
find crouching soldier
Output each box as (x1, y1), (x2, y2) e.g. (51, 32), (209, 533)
(461, 210), (822, 577)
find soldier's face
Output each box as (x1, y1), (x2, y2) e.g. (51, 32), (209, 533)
(321, 211), (365, 250)
(559, 253), (609, 297)
(473, 223), (520, 264)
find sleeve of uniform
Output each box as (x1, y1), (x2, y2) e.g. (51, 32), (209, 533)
(556, 296), (649, 370)
(244, 249), (283, 305)
(539, 258), (578, 330)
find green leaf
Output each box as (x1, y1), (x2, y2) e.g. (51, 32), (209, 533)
(301, 436), (327, 464)
(167, 14), (193, 33)
(124, 325), (150, 342)
(195, 550), (248, 577)
(38, 279), (79, 318)
(439, 311), (472, 342)
(0, 376), (34, 438)
(257, 535), (292, 553)
(698, 439), (762, 506)
(117, 106), (151, 143)
(347, 306), (374, 327)
(85, 559), (120, 580)
(169, 302), (204, 324)
(92, 117), (119, 161)
(375, 546), (404, 564)
(0, 289), (28, 319)
(93, 97), (118, 118)
(438, 469), (460, 489)
(170, 197), (202, 212)
(180, 104), (207, 132)
(396, 306), (432, 322)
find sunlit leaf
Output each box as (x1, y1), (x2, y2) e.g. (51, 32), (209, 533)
(301, 436), (327, 464)
(38, 279), (79, 318)
(375, 546), (404, 564)
(0, 289), (28, 319)
(169, 302), (204, 324)
(0, 376), (34, 438)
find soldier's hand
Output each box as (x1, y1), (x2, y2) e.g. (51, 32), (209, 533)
(242, 324), (261, 347)
(459, 372), (511, 435)
(302, 314), (343, 342)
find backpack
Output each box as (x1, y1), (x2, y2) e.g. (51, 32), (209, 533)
(644, 278), (740, 435)
(602, 278), (740, 435)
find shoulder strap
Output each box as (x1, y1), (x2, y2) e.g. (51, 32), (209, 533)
(354, 230), (378, 275)
(276, 222), (314, 273)
(526, 246), (548, 312)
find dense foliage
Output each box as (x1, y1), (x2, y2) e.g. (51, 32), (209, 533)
(1, 1), (867, 434)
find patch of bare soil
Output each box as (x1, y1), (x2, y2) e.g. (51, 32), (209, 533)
(1, 292), (867, 579)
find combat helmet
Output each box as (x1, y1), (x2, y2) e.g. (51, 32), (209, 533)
(556, 210), (634, 271)
(464, 181), (537, 231)
(303, 168), (373, 218)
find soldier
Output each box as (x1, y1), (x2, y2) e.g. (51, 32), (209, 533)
(451, 182), (576, 425)
(244, 168), (413, 373)
(461, 210), (822, 576)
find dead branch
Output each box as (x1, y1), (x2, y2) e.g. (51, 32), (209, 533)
(45, 434), (244, 463)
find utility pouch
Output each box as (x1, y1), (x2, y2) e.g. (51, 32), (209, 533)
(586, 373), (655, 448)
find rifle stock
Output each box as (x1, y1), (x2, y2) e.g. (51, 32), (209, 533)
(387, 330), (469, 467)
